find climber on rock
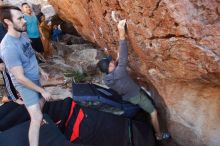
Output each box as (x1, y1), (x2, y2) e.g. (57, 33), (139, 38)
(97, 19), (171, 141)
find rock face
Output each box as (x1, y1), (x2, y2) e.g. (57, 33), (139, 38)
(39, 33), (104, 105)
(52, 34), (103, 74)
(48, 0), (220, 146)
(41, 33), (104, 82)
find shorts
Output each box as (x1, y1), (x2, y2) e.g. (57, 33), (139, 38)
(16, 80), (42, 107)
(30, 37), (44, 53)
(125, 90), (155, 114)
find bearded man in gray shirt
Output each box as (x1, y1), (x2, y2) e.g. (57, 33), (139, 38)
(0, 5), (63, 146)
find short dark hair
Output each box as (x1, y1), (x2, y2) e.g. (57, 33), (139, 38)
(0, 58), (3, 64)
(97, 56), (112, 74)
(0, 5), (21, 28)
(21, 2), (29, 7)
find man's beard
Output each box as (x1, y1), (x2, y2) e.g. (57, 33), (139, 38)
(13, 24), (27, 33)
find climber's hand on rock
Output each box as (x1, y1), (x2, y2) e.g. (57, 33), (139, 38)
(58, 24), (61, 30)
(117, 19), (126, 40)
(103, 48), (110, 55)
(48, 21), (52, 26)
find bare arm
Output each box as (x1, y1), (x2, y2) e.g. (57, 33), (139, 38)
(10, 66), (51, 100)
(10, 66), (44, 93)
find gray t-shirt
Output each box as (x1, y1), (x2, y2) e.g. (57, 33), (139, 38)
(0, 33), (40, 86)
(104, 40), (140, 100)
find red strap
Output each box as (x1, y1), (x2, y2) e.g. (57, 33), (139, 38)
(70, 109), (84, 142)
(65, 101), (76, 127)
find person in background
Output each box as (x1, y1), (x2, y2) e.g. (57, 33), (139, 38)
(38, 12), (53, 59)
(21, 3), (44, 54)
(97, 19), (171, 141)
(0, 58), (23, 104)
(52, 24), (62, 42)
